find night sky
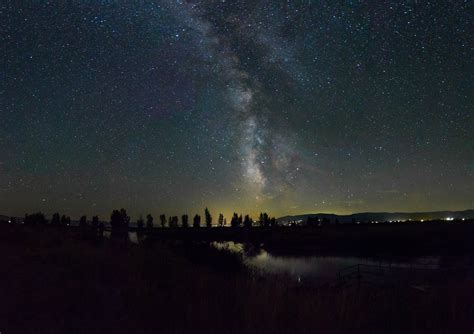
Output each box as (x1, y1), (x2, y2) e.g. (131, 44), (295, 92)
(1, 1), (472, 220)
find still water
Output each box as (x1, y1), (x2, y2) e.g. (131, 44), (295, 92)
(122, 232), (442, 281)
(211, 241), (441, 281)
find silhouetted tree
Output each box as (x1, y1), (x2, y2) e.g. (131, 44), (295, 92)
(243, 214), (252, 228)
(61, 214), (71, 228)
(92, 215), (99, 229)
(136, 215), (145, 243)
(98, 219), (105, 239)
(231, 213), (239, 228)
(79, 215), (88, 238)
(262, 213), (269, 227)
(258, 213), (264, 227)
(218, 213), (224, 227)
(92, 216), (99, 238)
(38, 212), (47, 225)
(270, 217), (277, 227)
(146, 214), (154, 230)
(80, 215), (87, 228)
(170, 216), (179, 228)
(205, 207), (212, 227)
(160, 214), (166, 228)
(110, 208), (130, 240)
(223, 218), (227, 226)
(51, 212), (60, 226)
(181, 214), (189, 228)
(193, 214), (201, 228)
(25, 212), (47, 226)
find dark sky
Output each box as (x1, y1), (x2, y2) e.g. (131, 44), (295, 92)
(0, 1), (472, 220)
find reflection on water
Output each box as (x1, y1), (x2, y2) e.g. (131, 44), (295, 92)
(113, 236), (457, 281)
(212, 241), (441, 280)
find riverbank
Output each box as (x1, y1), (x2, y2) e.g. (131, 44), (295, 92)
(147, 221), (474, 256)
(0, 224), (472, 333)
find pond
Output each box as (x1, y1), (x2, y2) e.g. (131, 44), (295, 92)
(122, 233), (468, 283)
(211, 241), (442, 282)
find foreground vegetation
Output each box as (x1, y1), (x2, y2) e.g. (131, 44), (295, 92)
(0, 224), (472, 333)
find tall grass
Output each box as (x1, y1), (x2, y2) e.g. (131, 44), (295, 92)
(0, 225), (472, 333)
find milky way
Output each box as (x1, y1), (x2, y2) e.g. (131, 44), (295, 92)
(167, 1), (298, 200)
(0, 1), (472, 219)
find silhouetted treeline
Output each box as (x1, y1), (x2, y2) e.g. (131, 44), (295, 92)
(24, 212), (47, 225)
(23, 207), (472, 246)
(3, 209), (474, 248)
(110, 208), (129, 240)
(13, 207), (278, 232)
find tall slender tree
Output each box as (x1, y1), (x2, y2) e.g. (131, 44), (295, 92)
(218, 213), (224, 227)
(205, 207), (212, 228)
(110, 208), (130, 240)
(231, 213), (239, 228)
(171, 216), (179, 228)
(61, 214), (71, 227)
(79, 215), (88, 238)
(92, 215), (99, 228)
(160, 214), (166, 228)
(193, 214), (201, 228)
(92, 215), (99, 237)
(146, 214), (154, 230)
(243, 214), (252, 228)
(181, 214), (189, 228)
(51, 212), (60, 226)
(80, 215), (87, 228)
(136, 215), (145, 243)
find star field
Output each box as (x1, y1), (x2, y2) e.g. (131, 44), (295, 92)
(0, 1), (472, 219)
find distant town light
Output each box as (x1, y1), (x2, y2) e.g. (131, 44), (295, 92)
(445, 217), (454, 221)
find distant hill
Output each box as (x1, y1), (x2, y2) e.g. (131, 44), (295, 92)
(2, 210), (474, 225)
(277, 210), (474, 224)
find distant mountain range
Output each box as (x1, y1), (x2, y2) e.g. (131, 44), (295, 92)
(277, 210), (474, 224)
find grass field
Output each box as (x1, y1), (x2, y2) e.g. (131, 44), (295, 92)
(0, 224), (472, 333)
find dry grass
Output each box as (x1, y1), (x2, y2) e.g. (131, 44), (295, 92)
(0, 225), (472, 333)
